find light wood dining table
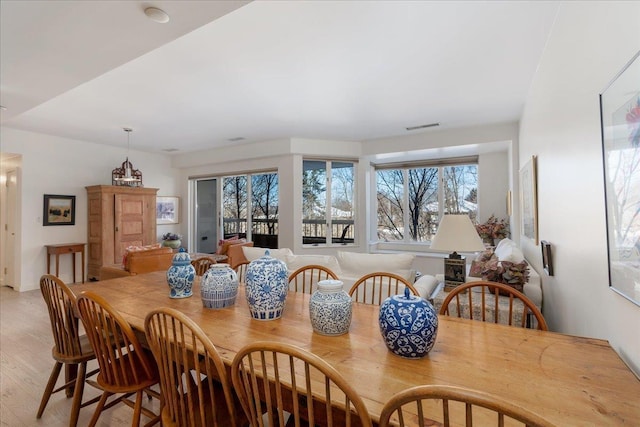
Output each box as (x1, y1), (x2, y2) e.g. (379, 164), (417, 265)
(72, 271), (640, 426)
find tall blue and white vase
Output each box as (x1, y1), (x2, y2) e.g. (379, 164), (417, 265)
(309, 280), (352, 336)
(245, 250), (288, 320)
(379, 287), (438, 358)
(166, 249), (195, 298)
(200, 263), (238, 309)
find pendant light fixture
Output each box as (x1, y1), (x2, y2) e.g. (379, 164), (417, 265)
(112, 128), (143, 186)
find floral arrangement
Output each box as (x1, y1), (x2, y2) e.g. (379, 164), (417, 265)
(162, 232), (182, 241)
(475, 215), (510, 240)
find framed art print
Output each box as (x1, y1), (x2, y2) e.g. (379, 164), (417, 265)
(520, 155), (538, 245)
(43, 194), (75, 226)
(156, 196), (180, 224)
(600, 50), (640, 305)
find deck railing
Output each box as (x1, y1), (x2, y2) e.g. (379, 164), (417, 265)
(223, 218), (354, 244)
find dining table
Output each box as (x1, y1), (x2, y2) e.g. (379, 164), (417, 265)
(71, 271), (640, 426)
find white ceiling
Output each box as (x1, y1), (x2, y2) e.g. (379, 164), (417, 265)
(0, 1), (560, 155)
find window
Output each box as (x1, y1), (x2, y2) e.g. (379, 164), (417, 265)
(251, 172), (279, 248)
(302, 160), (355, 245)
(376, 158), (478, 243)
(223, 172), (278, 248)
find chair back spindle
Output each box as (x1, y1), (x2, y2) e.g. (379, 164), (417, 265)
(288, 264), (339, 293)
(349, 272), (419, 305)
(231, 341), (373, 427)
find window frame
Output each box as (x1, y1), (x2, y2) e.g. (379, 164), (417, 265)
(302, 158), (357, 247)
(374, 156), (479, 245)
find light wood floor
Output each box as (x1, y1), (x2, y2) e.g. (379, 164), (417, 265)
(0, 285), (161, 426)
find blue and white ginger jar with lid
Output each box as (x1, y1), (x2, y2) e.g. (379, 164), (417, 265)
(309, 280), (352, 336)
(245, 250), (288, 320)
(379, 287), (438, 358)
(166, 249), (195, 298)
(200, 263), (238, 309)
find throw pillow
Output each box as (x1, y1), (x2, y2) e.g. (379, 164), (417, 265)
(480, 259), (530, 294)
(494, 238), (525, 263)
(469, 248), (496, 277)
(285, 254), (342, 275)
(216, 235), (240, 255)
(243, 246), (293, 262)
(336, 251), (415, 282)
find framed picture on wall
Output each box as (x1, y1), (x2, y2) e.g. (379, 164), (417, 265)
(600, 50), (640, 306)
(156, 196), (180, 224)
(43, 194), (76, 226)
(519, 155), (538, 245)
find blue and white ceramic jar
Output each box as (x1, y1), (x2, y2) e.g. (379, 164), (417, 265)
(309, 280), (352, 336)
(379, 287), (438, 358)
(245, 250), (288, 320)
(166, 249), (195, 299)
(200, 263), (238, 309)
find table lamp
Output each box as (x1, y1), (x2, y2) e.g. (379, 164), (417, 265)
(430, 214), (485, 291)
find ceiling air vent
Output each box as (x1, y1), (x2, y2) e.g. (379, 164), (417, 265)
(406, 122), (440, 131)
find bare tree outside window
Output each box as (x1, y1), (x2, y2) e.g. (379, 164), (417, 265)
(409, 168), (439, 241)
(444, 165), (478, 222)
(223, 176), (247, 237)
(377, 170), (404, 241)
(331, 162), (354, 243)
(376, 163), (478, 243)
(251, 173), (279, 247)
(302, 160), (355, 245)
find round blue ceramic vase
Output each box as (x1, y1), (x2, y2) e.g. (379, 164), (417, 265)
(245, 250), (288, 320)
(379, 287), (438, 358)
(166, 249), (195, 298)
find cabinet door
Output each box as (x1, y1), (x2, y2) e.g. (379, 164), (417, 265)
(114, 194), (147, 263)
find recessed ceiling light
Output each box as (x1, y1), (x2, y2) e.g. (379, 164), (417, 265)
(144, 7), (170, 24)
(406, 123), (440, 131)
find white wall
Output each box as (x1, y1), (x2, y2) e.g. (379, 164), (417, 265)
(519, 1), (640, 374)
(478, 151), (509, 223)
(0, 127), (181, 291)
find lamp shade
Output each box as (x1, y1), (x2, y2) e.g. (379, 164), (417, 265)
(430, 214), (485, 253)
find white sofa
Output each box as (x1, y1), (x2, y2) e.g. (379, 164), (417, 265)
(241, 246), (440, 300)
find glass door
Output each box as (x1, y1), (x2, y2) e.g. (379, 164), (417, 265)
(195, 179), (217, 254)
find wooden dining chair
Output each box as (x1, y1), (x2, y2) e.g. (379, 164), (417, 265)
(37, 274), (100, 427)
(231, 341), (373, 427)
(191, 256), (217, 276)
(234, 260), (250, 283)
(348, 272), (419, 305)
(438, 281), (548, 330)
(144, 307), (246, 427)
(378, 384), (556, 427)
(76, 291), (161, 427)
(288, 264), (339, 293)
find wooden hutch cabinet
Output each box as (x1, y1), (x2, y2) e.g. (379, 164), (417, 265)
(86, 185), (158, 280)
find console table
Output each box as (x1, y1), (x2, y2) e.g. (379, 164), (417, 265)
(45, 243), (86, 283)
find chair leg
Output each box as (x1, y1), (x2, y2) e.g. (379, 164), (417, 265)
(131, 389), (144, 427)
(37, 361), (63, 418)
(68, 361), (87, 427)
(88, 391), (110, 427)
